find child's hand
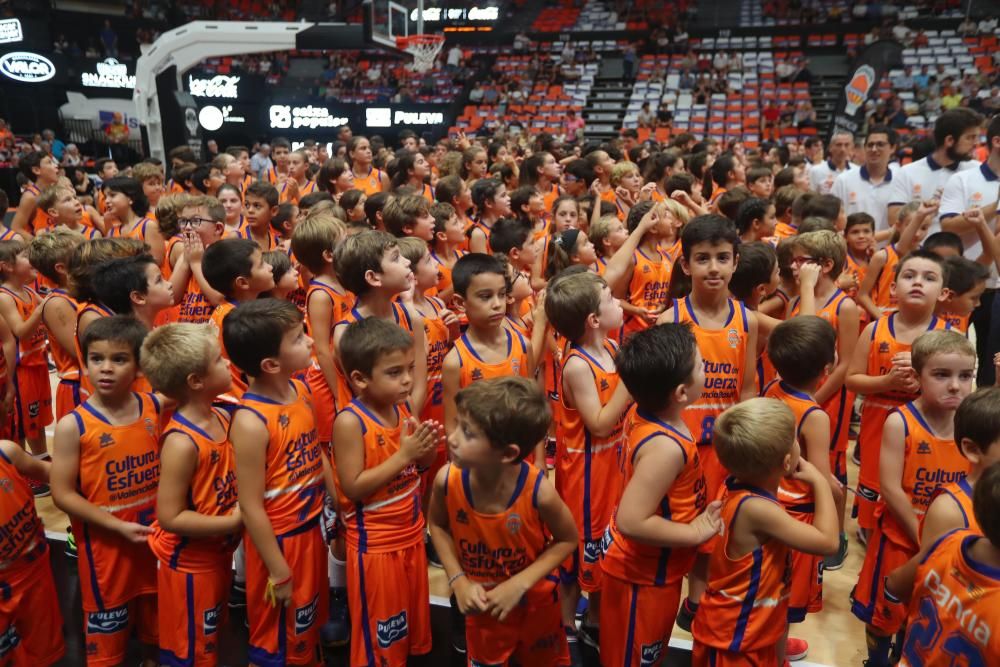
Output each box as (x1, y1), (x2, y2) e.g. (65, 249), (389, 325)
(615, 186), (636, 206)
(791, 458), (823, 486)
(400, 418), (440, 462)
(835, 269), (858, 291)
(964, 206), (986, 228)
(285, 179), (300, 202)
(670, 189), (692, 203)
(917, 198), (940, 220)
(183, 231), (205, 264)
(265, 573), (293, 607)
(797, 262), (821, 290)
(589, 179), (604, 199)
(116, 520), (154, 544)
(638, 204), (662, 232)
(690, 500), (723, 544)
(639, 182), (657, 202)
(453, 577), (489, 615)
(484, 578), (528, 621)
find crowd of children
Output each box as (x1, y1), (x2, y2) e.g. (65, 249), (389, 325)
(0, 108), (998, 667)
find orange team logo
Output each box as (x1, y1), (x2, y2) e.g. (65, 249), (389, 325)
(506, 513), (522, 535)
(727, 329), (740, 349)
(844, 65), (876, 115)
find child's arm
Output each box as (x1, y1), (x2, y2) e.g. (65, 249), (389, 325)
(42, 295), (78, 366)
(966, 207), (1000, 274)
(183, 233), (224, 306)
(846, 321), (916, 396)
(51, 415), (153, 543)
(615, 434), (722, 547)
(739, 459), (839, 556)
(407, 310), (429, 412)
(230, 409), (292, 604)
(144, 220), (167, 266)
(814, 298), (860, 405)
(758, 290), (788, 318)
(484, 475), (578, 621)
(167, 247), (191, 301)
(602, 206), (659, 293)
(528, 293), (548, 374)
(919, 491), (967, 547)
(794, 262), (821, 316)
(799, 408), (844, 507)
(0, 319), (13, 418)
(427, 466), (489, 615)
(10, 192), (36, 239)
(332, 410), (440, 503)
(441, 347), (461, 435)
(896, 199), (938, 256)
(0, 291), (48, 339)
(562, 355), (632, 438)
(469, 227), (489, 255)
(879, 410), (919, 545)
(0, 439), (49, 481)
(740, 311), (759, 401)
(530, 239), (548, 293)
(886, 529), (953, 605)
(85, 205), (106, 235)
(855, 250), (887, 321)
(157, 431), (241, 537)
(306, 291), (339, 405)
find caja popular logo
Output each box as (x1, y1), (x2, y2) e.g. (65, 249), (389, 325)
(0, 52), (55, 83)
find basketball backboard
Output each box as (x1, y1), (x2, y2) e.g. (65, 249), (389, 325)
(368, 0), (425, 50)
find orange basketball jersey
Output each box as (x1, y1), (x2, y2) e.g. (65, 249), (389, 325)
(601, 408), (707, 586)
(691, 479), (791, 654)
(899, 530), (1000, 667)
(419, 296), (450, 424)
(354, 167), (386, 196)
(622, 248), (671, 337)
(0, 285), (47, 367)
(305, 279), (353, 438)
(209, 300), (248, 404)
(925, 478), (979, 535)
(338, 399), (424, 552)
(941, 312), (970, 335)
(444, 461), (559, 605)
(845, 249), (869, 298)
(147, 409), (239, 572)
(871, 243), (901, 310)
(177, 274), (214, 324)
(0, 447), (48, 571)
(454, 328), (530, 387)
(236, 380), (325, 536)
(71, 393), (162, 610)
(108, 216), (156, 241)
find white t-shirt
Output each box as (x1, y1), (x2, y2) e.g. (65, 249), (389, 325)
(831, 164), (899, 233)
(809, 160), (856, 195)
(887, 155), (979, 231)
(939, 162), (1000, 286)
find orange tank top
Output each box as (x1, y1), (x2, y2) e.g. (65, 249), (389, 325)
(941, 312), (970, 335)
(238, 224), (280, 252)
(763, 381), (823, 511)
(148, 409), (239, 572)
(154, 235), (185, 327)
(305, 279), (353, 408)
(209, 300), (248, 404)
(924, 478), (978, 535)
(354, 167), (385, 196)
(691, 479), (791, 653)
(872, 244), (901, 310)
(865, 313), (950, 409)
(845, 249), (868, 298)
(177, 274), (213, 324)
(623, 247), (671, 335)
(601, 408), (707, 586)
(899, 529), (1000, 667)
(0, 447), (48, 573)
(673, 297), (750, 445)
(75, 301), (115, 395)
(24, 183), (50, 236)
(109, 216), (156, 241)
(879, 402), (969, 550)
(444, 461), (558, 606)
(418, 296), (451, 423)
(541, 182), (560, 213)
(556, 341), (626, 543)
(45, 289), (81, 382)
(236, 381), (324, 536)
(338, 399), (423, 552)
(454, 328), (530, 387)
(0, 285), (47, 367)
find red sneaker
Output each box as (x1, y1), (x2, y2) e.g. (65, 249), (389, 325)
(786, 637), (808, 662)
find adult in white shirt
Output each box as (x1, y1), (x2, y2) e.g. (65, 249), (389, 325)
(809, 130), (856, 194)
(938, 115), (1000, 383)
(886, 107), (983, 230)
(831, 124), (899, 234)
(446, 44), (462, 69)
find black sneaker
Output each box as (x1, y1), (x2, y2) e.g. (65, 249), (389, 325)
(823, 533), (849, 571)
(450, 596), (466, 654)
(565, 626), (582, 667)
(426, 537), (443, 569)
(229, 580), (247, 608)
(320, 588), (350, 647)
(29, 478), (50, 498)
(675, 598), (698, 633)
(578, 623), (600, 652)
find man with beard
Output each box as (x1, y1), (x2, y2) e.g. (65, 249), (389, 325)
(886, 107), (983, 231)
(939, 113), (1000, 384)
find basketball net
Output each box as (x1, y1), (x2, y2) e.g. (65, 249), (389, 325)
(397, 34), (445, 73)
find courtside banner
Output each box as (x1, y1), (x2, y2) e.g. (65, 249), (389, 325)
(829, 40), (902, 140)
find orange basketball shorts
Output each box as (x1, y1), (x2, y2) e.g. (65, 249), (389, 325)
(850, 525), (912, 634)
(692, 643), (779, 667)
(157, 564), (233, 666)
(856, 403), (892, 530)
(12, 364), (51, 441)
(83, 595), (158, 666)
(600, 574), (683, 667)
(55, 378), (84, 421)
(0, 550), (65, 666)
(466, 597), (569, 667)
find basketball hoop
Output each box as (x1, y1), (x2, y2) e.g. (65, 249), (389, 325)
(397, 34), (445, 73)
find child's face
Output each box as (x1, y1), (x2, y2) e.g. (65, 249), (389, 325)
(350, 195), (367, 222)
(207, 168), (225, 192)
(273, 146), (290, 166)
(553, 202), (578, 232)
(202, 340), (233, 396)
(542, 153), (562, 180)
(414, 250), (439, 291)
(749, 176), (774, 199)
(461, 272), (507, 328)
(508, 266), (532, 303)
(515, 235), (536, 268)
(892, 257), (945, 309)
(85, 340), (137, 398)
(458, 184), (474, 212)
(596, 284), (624, 332)
(572, 231), (598, 266)
(491, 185), (511, 216)
(142, 177), (164, 206)
(621, 170), (642, 192)
(54, 190), (83, 224)
(467, 152), (488, 179)
(244, 195), (274, 227)
(105, 188), (131, 217)
(442, 213), (465, 245)
(276, 323), (313, 374)
(897, 213), (932, 244)
(845, 224), (874, 253)
(605, 220), (628, 254)
(761, 205), (778, 237)
(218, 189), (243, 221)
(248, 250), (276, 293)
(5, 251), (33, 284)
(142, 263), (174, 312)
(375, 245), (413, 293)
(361, 346), (417, 406)
(276, 265), (300, 294)
(929, 246), (960, 259)
(335, 169), (354, 192)
(793, 165), (809, 190)
(945, 280), (987, 317)
(918, 352), (975, 412)
(654, 208), (681, 239)
(790, 248), (830, 280)
(682, 240), (736, 292)
(224, 155), (244, 179)
(180, 206), (223, 246)
(408, 211), (435, 242)
(410, 153), (430, 179)
(449, 410), (507, 469)
(100, 162), (119, 180)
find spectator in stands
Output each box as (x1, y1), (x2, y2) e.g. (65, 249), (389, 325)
(776, 59), (796, 81)
(891, 67), (915, 92)
(941, 84), (963, 110)
(0, 119), (13, 146)
(566, 111), (585, 144)
(105, 113), (129, 144)
(623, 44), (637, 80)
(886, 97), (909, 129)
(513, 32), (530, 52)
(679, 68), (695, 90)
(912, 65), (930, 89)
(100, 19), (119, 58)
(446, 43), (462, 71)
(920, 86), (943, 116)
(681, 49), (697, 72)
(637, 103), (656, 129)
(469, 82), (485, 104)
(978, 16), (998, 34)
(712, 50), (729, 74)
(958, 17), (976, 35)
(793, 100), (817, 128)
(53, 34), (70, 53)
(61, 144), (82, 167)
(251, 144), (273, 179)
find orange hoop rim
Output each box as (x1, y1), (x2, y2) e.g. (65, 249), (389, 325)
(396, 34), (445, 49)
